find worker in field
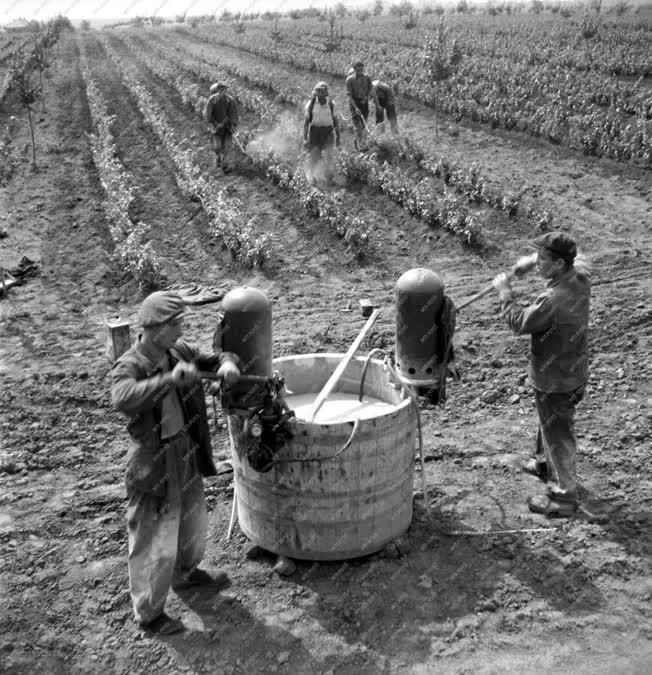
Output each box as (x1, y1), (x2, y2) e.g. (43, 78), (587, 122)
(345, 60), (379, 150)
(205, 81), (239, 173)
(372, 79), (399, 135)
(303, 81), (341, 181)
(111, 291), (241, 634)
(492, 232), (590, 518)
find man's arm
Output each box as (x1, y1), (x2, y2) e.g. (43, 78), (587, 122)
(500, 290), (555, 336)
(175, 339), (240, 372)
(303, 100), (311, 140)
(204, 97), (213, 124)
(383, 84), (395, 107)
(227, 98), (238, 129)
(111, 361), (174, 416)
(369, 77), (380, 106)
(345, 76), (354, 103)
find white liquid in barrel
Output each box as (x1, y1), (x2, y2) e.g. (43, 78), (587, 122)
(286, 392), (396, 423)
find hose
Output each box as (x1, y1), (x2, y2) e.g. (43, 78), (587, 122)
(358, 348), (388, 401)
(382, 355), (430, 517)
(259, 416), (361, 471)
(359, 348), (430, 516)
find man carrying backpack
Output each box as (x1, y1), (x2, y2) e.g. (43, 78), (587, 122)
(345, 60), (379, 150)
(303, 81), (340, 177)
(205, 82), (239, 174)
(372, 79), (399, 135)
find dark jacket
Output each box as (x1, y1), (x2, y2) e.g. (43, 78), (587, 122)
(500, 265), (591, 393)
(110, 339), (236, 497)
(205, 93), (239, 132)
(346, 73), (374, 101)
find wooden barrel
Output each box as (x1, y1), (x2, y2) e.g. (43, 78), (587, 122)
(229, 353), (417, 561)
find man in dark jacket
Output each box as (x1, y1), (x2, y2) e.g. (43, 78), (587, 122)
(345, 60), (379, 149)
(205, 81), (239, 173)
(493, 232), (590, 517)
(111, 291), (240, 634)
(372, 80), (399, 135)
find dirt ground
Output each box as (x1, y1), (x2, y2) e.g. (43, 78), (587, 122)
(1, 32), (651, 674)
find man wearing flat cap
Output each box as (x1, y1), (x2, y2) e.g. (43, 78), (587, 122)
(205, 81), (239, 173)
(111, 291), (240, 634)
(492, 232), (591, 517)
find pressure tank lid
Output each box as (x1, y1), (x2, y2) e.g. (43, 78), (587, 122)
(222, 286), (270, 311)
(396, 268), (445, 294)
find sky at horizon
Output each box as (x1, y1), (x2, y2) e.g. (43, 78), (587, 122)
(1, 0), (374, 23)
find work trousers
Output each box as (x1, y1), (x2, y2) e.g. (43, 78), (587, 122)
(126, 431), (207, 624)
(211, 130), (233, 168)
(350, 98), (369, 140)
(308, 125), (335, 167)
(533, 387), (584, 499)
(375, 103), (398, 134)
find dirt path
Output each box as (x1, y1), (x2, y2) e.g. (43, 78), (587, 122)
(1, 29), (650, 675)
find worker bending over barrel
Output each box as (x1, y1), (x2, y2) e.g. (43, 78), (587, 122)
(492, 232), (590, 518)
(110, 291), (241, 634)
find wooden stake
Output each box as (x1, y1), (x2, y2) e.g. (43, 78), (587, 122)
(106, 319), (131, 362)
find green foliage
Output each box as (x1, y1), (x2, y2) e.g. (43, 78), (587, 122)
(590, 0), (602, 14)
(403, 10), (419, 29)
(0, 118), (21, 185)
(390, 1), (414, 16)
(529, 0), (543, 14)
(580, 13), (600, 41)
(612, 1), (629, 15)
(422, 18), (462, 83)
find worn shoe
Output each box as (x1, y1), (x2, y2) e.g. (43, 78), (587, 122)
(527, 494), (578, 518)
(172, 568), (229, 590)
(521, 458), (550, 483)
(140, 612), (185, 635)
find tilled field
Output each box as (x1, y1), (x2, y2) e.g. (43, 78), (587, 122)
(0, 28), (651, 675)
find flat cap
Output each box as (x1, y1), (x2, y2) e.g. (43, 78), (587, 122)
(210, 82), (228, 94)
(138, 291), (186, 327)
(314, 81), (329, 91)
(352, 59), (364, 67)
(532, 232), (577, 263)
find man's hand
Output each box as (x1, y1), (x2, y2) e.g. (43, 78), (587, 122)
(512, 253), (537, 278)
(171, 361), (200, 386)
(492, 272), (512, 297)
(217, 360), (240, 386)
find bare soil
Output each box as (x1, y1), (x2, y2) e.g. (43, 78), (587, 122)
(0, 32), (650, 675)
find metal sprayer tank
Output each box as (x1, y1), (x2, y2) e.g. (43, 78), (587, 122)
(395, 267), (447, 387)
